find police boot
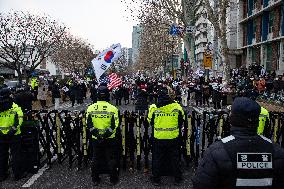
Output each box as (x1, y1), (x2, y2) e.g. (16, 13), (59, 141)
(151, 176), (161, 186)
(0, 174), (8, 182)
(174, 176), (183, 186)
(110, 177), (119, 186)
(92, 177), (100, 186)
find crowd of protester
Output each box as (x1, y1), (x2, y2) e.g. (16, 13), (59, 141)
(1, 63), (284, 113)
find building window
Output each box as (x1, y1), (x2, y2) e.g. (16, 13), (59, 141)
(253, 20), (256, 39)
(253, 0), (257, 10)
(269, 11), (274, 33)
(266, 44), (272, 71)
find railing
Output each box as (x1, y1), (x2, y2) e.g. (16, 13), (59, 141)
(19, 109), (284, 173)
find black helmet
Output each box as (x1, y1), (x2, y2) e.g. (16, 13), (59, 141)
(97, 86), (110, 101)
(0, 88), (12, 100)
(0, 88), (13, 112)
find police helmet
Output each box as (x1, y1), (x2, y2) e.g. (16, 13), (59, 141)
(97, 86), (110, 101)
(0, 87), (12, 100)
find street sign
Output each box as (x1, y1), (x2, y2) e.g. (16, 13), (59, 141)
(203, 53), (212, 69)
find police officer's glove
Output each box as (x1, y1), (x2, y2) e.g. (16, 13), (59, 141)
(7, 127), (17, 136)
(89, 127), (100, 138)
(102, 128), (114, 139)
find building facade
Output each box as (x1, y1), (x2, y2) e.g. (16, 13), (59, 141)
(132, 25), (142, 65)
(238, 0), (284, 74)
(195, 0), (210, 67)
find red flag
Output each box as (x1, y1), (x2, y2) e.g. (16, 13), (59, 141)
(107, 73), (123, 90)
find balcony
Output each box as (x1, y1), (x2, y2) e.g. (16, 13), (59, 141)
(195, 47), (205, 54)
(239, 0), (282, 24)
(195, 38), (208, 45)
(267, 33), (273, 40)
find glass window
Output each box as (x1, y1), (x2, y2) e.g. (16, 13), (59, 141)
(253, 0), (257, 10)
(253, 20), (256, 39)
(266, 44), (272, 71)
(269, 11), (274, 34)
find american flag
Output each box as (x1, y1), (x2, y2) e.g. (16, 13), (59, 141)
(107, 73), (123, 90)
(98, 75), (110, 84)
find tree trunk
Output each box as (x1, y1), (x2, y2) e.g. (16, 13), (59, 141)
(16, 69), (23, 85)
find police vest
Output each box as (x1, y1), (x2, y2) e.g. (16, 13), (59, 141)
(148, 102), (185, 140)
(86, 101), (119, 139)
(221, 135), (274, 188)
(31, 78), (38, 89)
(0, 103), (23, 135)
(257, 107), (269, 135)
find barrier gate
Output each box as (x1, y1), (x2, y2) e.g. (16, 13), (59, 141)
(20, 109), (284, 172)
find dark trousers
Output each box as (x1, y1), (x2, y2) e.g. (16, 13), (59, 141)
(203, 96), (209, 106)
(152, 139), (182, 180)
(115, 98), (121, 106)
(39, 100), (46, 109)
(213, 101), (221, 109)
(0, 135), (25, 179)
(91, 139), (119, 182)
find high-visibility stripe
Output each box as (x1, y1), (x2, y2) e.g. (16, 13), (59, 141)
(0, 126), (12, 130)
(259, 135), (272, 143)
(89, 111), (114, 115)
(154, 126), (179, 131)
(221, 135), (235, 143)
(236, 178), (272, 187)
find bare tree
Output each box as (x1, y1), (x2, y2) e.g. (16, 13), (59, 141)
(0, 11), (67, 83)
(123, 0), (198, 69)
(51, 34), (94, 75)
(202, 0), (232, 80)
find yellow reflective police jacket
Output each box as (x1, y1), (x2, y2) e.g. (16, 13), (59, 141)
(148, 102), (185, 140)
(257, 107), (269, 135)
(31, 78), (38, 90)
(86, 101), (119, 139)
(0, 103), (23, 135)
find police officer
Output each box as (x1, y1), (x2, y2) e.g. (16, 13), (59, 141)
(192, 97), (284, 189)
(86, 85), (120, 186)
(257, 106), (270, 137)
(31, 76), (38, 100)
(0, 88), (25, 181)
(147, 87), (185, 186)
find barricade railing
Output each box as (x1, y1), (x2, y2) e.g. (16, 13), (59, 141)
(21, 109), (284, 172)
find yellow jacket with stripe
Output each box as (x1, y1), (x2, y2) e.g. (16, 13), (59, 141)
(86, 101), (119, 139)
(0, 103), (23, 135)
(257, 107), (269, 135)
(147, 101), (185, 140)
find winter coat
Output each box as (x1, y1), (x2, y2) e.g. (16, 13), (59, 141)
(52, 84), (61, 99)
(192, 127), (284, 189)
(14, 90), (33, 112)
(37, 85), (48, 100)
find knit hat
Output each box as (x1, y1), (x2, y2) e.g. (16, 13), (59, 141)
(230, 97), (261, 128)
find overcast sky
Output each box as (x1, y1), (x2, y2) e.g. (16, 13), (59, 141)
(0, 0), (138, 50)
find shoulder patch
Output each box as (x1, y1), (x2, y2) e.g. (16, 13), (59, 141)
(221, 135), (235, 143)
(259, 135), (272, 143)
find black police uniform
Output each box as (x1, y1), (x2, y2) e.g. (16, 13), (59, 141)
(192, 97), (284, 189)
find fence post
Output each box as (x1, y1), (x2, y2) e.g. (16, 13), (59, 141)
(185, 114), (192, 167)
(56, 111), (62, 164)
(121, 112), (127, 170)
(136, 114), (141, 170)
(143, 116), (150, 173)
(81, 113), (88, 167)
(274, 114), (279, 144)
